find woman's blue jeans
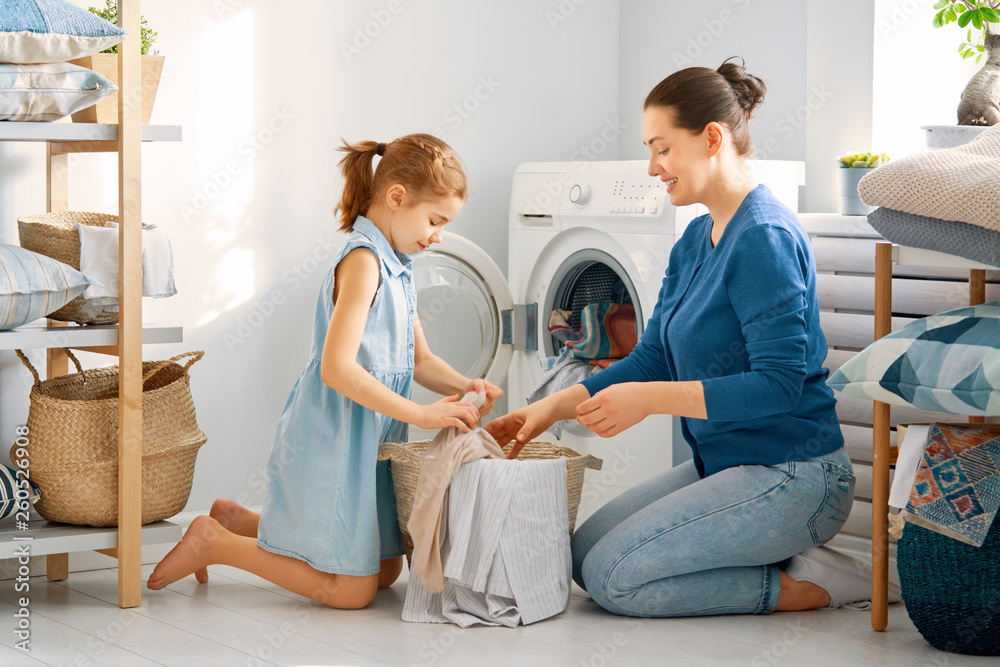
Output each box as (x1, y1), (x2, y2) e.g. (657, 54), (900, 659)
(571, 446), (855, 617)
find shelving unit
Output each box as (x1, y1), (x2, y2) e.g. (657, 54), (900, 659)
(0, 1), (182, 608)
(871, 241), (998, 632)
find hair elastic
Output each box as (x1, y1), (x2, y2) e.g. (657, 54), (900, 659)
(376, 142), (386, 156)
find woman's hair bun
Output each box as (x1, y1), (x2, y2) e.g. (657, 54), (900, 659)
(717, 57), (766, 117)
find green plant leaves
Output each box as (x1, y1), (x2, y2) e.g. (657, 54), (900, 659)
(837, 151), (891, 168)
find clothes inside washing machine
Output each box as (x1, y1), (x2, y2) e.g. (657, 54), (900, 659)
(526, 261), (641, 437)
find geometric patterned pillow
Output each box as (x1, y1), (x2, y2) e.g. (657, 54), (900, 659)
(827, 301), (1000, 416)
(0, 62), (118, 122)
(0, 243), (91, 330)
(899, 423), (1000, 547)
(0, 463), (40, 521)
(0, 0), (126, 64)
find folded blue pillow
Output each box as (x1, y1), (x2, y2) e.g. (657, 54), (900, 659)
(0, 243), (91, 330)
(0, 0), (127, 64)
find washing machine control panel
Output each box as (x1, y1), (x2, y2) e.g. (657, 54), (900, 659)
(608, 179), (666, 215)
(565, 178), (667, 216)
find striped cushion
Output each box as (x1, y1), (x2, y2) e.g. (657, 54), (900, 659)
(0, 463), (40, 521)
(0, 62), (117, 122)
(0, 243), (91, 330)
(828, 301), (1000, 415)
(0, 0), (126, 64)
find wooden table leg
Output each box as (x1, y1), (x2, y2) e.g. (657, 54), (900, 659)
(872, 242), (893, 632)
(46, 553), (69, 581)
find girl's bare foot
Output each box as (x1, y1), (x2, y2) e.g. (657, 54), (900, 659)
(149, 515), (226, 590)
(195, 498), (261, 583)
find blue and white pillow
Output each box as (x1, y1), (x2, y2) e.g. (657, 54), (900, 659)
(0, 243), (91, 330)
(0, 0), (127, 64)
(828, 301), (1000, 416)
(0, 463), (40, 521)
(0, 62), (117, 122)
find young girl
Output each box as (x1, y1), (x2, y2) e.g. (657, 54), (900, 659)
(149, 133), (502, 609)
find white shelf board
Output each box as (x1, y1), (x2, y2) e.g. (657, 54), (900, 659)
(0, 122), (181, 143)
(800, 213), (881, 239)
(893, 244), (999, 271)
(0, 322), (182, 351)
(0, 517), (181, 558)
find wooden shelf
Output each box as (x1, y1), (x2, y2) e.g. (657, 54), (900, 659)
(0, 322), (182, 351)
(0, 123), (181, 143)
(0, 517), (181, 559)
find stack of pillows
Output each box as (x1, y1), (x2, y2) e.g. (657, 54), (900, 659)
(0, 0), (126, 121)
(0, 1), (134, 330)
(828, 127), (1000, 417)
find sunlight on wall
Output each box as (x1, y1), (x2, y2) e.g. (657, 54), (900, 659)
(195, 8), (255, 328)
(873, 0), (982, 159)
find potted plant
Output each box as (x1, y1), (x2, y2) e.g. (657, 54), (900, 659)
(69, 0), (163, 124)
(924, 0), (1000, 143)
(837, 152), (891, 215)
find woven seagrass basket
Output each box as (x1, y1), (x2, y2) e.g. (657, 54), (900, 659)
(11, 349), (207, 527)
(377, 439), (602, 561)
(17, 211), (150, 325)
(897, 521), (1000, 655)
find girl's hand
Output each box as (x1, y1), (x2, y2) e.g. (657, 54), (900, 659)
(575, 383), (649, 438)
(464, 378), (503, 416)
(484, 402), (553, 459)
(416, 395), (481, 433)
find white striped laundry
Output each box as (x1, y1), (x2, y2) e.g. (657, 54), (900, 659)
(402, 457), (572, 627)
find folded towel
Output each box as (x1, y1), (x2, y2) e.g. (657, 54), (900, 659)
(858, 125), (1000, 231)
(77, 222), (119, 304)
(75, 221), (178, 302)
(866, 207), (1000, 269)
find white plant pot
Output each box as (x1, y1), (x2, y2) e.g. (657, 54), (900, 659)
(921, 124), (989, 150)
(838, 168), (875, 215)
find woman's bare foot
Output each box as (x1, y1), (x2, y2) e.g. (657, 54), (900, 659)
(195, 498), (261, 583)
(149, 515), (226, 591)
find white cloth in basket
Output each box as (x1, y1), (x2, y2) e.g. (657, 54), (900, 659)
(76, 221), (177, 302)
(402, 456), (571, 627)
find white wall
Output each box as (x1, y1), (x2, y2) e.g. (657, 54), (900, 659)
(1, 0), (982, 517)
(0, 0), (621, 512)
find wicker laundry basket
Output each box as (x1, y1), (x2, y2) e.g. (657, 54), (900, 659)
(377, 439), (602, 561)
(17, 211), (150, 325)
(11, 349), (207, 527)
(897, 520), (1000, 655)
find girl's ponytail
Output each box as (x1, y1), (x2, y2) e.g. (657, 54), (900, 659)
(336, 140), (381, 232)
(335, 133), (467, 232)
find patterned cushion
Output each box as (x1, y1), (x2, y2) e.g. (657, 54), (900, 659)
(0, 243), (91, 330)
(0, 62), (117, 122)
(0, 463), (40, 521)
(0, 0), (126, 64)
(827, 301), (1000, 415)
(899, 423), (1000, 547)
(867, 207), (1000, 269)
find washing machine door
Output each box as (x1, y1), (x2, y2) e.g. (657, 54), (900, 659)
(410, 232), (513, 405)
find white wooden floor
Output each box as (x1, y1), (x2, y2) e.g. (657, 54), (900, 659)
(1, 562), (996, 667)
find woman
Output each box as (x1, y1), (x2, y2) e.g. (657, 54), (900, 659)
(486, 59), (896, 617)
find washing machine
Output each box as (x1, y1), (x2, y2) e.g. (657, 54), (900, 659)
(410, 159), (805, 521)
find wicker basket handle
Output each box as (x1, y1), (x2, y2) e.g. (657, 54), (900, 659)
(377, 441), (399, 462)
(14, 348), (85, 387)
(142, 350), (205, 386)
(580, 454), (603, 471)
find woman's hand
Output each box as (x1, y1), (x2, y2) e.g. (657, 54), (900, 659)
(415, 395), (481, 433)
(463, 378), (503, 417)
(484, 402), (554, 459)
(576, 383), (650, 438)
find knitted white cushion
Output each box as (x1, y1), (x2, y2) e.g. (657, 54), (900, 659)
(858, 125), (1000, 232)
